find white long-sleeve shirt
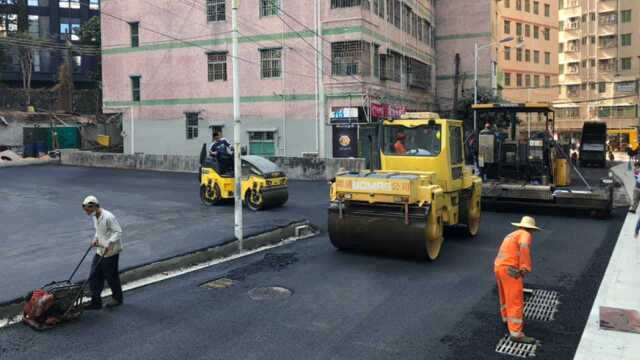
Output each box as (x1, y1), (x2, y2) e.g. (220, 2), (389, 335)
(92, 209), (123, 257)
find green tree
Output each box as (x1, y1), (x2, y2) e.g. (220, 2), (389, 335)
(78, 16), (102, 114)
(79, 16), (100, 48)
(78, 16), (101, 82)
(453, 87), (503, 133)
(16, 32), (35, 107)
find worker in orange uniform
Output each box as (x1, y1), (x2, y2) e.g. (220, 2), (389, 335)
(494, 216), (542, 344)
(394, 132), (407, 154)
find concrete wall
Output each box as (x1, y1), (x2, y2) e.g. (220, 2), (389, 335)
(0, 118), (23, 149)
(120, 113), (318, 157)
(60, 150), (366, 180)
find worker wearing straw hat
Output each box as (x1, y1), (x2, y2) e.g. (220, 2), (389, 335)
(494, 216), (542, 344)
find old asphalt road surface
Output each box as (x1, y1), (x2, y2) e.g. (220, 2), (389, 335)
(0, 165), (327, 304)
(0, 173), (625, 360)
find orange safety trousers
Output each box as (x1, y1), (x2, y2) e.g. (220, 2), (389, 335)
(495, 266), (525, 337)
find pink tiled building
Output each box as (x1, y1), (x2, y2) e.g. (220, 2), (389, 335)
(102, 0), (436, 159)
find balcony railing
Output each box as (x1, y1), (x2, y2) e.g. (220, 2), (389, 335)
(565, 22), (580, 30)
(598, 63), (617, 72)
(599, 39), (617, 49)
(566, 43), (580, 52)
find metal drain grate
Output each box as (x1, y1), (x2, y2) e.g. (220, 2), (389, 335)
(495, 335), (540, 358)
(524, 289), (559, 322)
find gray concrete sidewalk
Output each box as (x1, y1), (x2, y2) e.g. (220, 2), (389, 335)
(574, 163), (640, 359)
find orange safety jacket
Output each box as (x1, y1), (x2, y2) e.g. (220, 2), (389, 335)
(494, 229), (532, 273)
(394, 141), (407, 154)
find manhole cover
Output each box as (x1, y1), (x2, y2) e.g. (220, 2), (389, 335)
(495, 335), (540, 358)
(524, 289), (559, 322)
(201, 278), (238, 289)
(248, 286), (292, 300)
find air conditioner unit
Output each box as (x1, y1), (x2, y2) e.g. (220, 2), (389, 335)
(568, 22), (579, 29)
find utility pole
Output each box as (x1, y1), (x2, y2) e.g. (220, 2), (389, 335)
(473, 42), (479, 134)
(231, 0), (243, 249)
(316, 0), (326, 158)
(453, 53), (460, 118)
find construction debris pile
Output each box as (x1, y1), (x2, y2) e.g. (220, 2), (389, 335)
(0, 148), (56, 167)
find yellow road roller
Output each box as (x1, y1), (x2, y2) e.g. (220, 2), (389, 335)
(328, 112), (482, 260)
(198, 143), (288, 211)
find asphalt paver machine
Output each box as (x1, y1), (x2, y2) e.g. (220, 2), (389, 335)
(473, 103), (613, 216)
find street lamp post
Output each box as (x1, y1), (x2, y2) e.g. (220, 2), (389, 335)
(473, 36), (517, 133)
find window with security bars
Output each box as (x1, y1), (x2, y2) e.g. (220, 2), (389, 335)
(557, 108), (580, 119)
(599, 12), (617, 25)
(380, 50), (402, 82)
(331, 0), (369, 9)
(249, 131), (276, 155)
(186, 113), (199, 140)
(208, 52), (227, 81)
(372, 0), (384, 18)
(207, 0), (225, 22)
(615, 81), (636, 93)
(260, 48), (282, 78)
(402, 5), (411, 34)
(599, 106), (637, 118)
(130, 22), (139, 48)
(406, 58), (431, 90)
(260, 0), (279, 17)
(130, 76), (141, 102)
(331, 41), (371, 76)
(373, 44), (380, 78)
(392, 0), (400, 27)
(599, 35), (617, 49)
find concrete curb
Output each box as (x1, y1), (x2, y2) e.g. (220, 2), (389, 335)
(0, 220), (315, 322)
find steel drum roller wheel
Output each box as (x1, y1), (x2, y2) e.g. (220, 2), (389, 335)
(467, 197), (481, 236)
(246, 189), (264, 211)
(200, 184), (221, 206)
(425, 210), (444, 261)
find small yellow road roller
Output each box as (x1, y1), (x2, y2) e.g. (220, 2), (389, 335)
(198, 144), (288, 211)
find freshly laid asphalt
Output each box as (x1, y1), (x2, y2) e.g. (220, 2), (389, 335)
(0, 164), (626, 359)
(0, 164), (627, 359)
(0, 165), (327, 304)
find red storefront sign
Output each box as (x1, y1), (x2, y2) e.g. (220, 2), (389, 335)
(371, 103), (385, 118)
(371, 104), (407, 119)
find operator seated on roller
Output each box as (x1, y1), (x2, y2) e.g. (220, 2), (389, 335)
(209, 131), (234, 175)
(480, 122), (493, 135)
(494, 216), (542, 344)
(394, 132), (407, 154)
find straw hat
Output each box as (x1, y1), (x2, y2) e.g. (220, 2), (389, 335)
(511, 216), (542, 231)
